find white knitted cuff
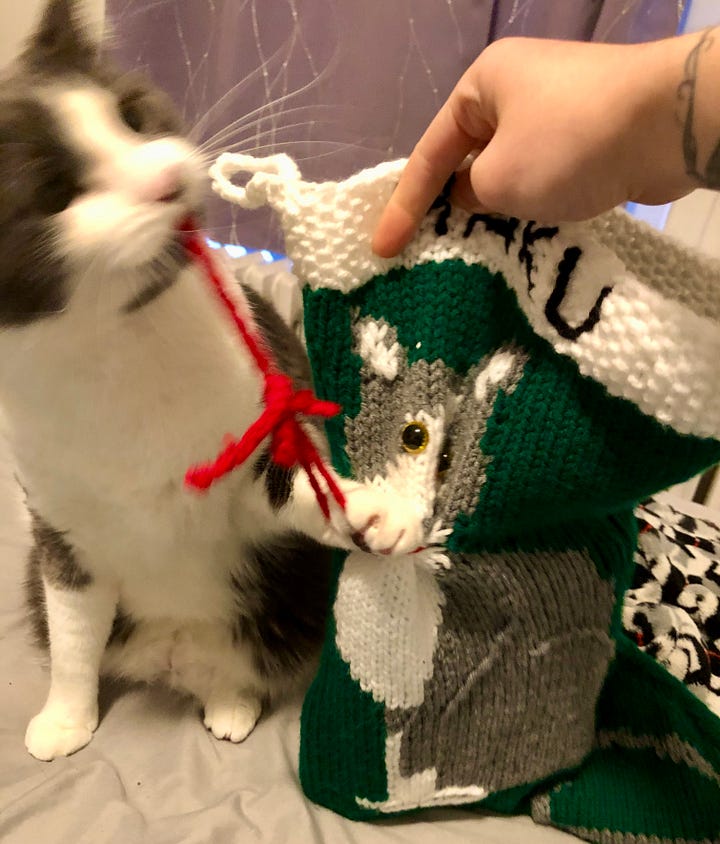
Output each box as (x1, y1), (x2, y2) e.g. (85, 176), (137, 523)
(210, 152), (720, 441)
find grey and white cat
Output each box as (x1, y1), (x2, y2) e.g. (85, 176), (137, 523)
(1, 0), (414, 761)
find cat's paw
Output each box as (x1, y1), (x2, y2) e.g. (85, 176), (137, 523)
(344, 486), (423, 556)
(203, 692), (262, 743)
(25, 707), (98, 761)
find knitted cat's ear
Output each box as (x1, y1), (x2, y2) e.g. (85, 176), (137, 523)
(355, 319), (404, 382)
(24, 0), (98, 74)
(472, 348), (525, 402)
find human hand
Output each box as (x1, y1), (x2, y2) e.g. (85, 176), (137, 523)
(372, 35), (697, 258)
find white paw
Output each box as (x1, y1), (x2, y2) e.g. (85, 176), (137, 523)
(344, 486), (423, 556)
(203, 693), (262, 743)
(25, 707), (98, 761)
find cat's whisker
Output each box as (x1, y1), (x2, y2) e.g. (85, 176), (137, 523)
(188, 50), (292, 141)
(196, 125), (347, 167)
(188, 46), (319, 142)
(189, 18), (341, 144)
(198, 137), (388, 174)
(194, 104), (347, 158)
(196, 107), (350, 148)
(213, 138), (387, 161)
(190, 60), (339, 149)
(107, 0), (169, 23)
(204, 137), (385, 162)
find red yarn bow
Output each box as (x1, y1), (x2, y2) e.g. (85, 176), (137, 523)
(180, 220), (346, 519)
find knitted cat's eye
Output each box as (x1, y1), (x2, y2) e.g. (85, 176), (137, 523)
(401, 421), (429, 454)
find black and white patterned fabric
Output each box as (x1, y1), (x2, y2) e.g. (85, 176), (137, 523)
(625, 497), (720, 717)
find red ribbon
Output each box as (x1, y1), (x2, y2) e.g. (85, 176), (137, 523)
(180, 220), (346, 519)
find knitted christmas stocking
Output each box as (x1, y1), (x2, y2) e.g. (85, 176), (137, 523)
(211, 153), (720, 842)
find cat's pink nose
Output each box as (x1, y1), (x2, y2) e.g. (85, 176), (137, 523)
(124, 139), (192, 205)
(140, 163), (186, 204)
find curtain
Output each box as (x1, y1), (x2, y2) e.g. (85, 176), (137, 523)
(106, 0), (687, 250)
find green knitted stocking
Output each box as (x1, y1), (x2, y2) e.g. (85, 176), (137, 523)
(211, 153), (720, 842)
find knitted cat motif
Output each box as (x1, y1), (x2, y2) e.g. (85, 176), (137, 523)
(337, 317), (616, 809)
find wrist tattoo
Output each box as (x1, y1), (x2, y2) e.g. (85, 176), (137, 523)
(678, 27), (720, 189)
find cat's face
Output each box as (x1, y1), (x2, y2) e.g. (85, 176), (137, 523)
(0, 0), (204, 325)
(346, 316), (527, 562)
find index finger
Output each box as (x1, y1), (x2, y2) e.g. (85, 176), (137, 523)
(371, 99), (483, 258)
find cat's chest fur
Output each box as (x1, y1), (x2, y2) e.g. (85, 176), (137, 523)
(0, 259), (272, 619)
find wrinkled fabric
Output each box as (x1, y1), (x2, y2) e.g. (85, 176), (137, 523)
(626, 497), (720, 718)
(0, 437), (576, 843)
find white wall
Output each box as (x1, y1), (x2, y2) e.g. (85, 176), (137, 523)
(0, 0), (105, 67)
(666, 0), (720, 262)
(665, 190), (720, 259)
(684, 0), (720, 32)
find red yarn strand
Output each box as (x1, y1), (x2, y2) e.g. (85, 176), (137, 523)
(181, 225), (272, 376)
(180, 221), (346, 518)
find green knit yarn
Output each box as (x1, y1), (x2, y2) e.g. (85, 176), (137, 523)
(300, 259), (720, 839)
(299, 551), (389, 819)
(544, 749), (720, 840)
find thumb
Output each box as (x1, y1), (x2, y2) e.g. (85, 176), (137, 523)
(450, 138), (514, 216)
(450, 158), (491, 214)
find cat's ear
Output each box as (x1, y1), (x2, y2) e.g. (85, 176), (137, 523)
(24, 0), (98, 73)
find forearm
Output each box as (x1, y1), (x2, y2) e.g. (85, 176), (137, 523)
(675, 27), (720, 190)
(635, 28), (720, 203)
